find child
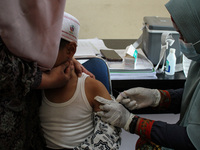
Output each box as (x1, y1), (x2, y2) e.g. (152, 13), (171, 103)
(39, 12), (121, 150)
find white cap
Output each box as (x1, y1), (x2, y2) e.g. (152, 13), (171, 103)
(61, 12), (80, 44)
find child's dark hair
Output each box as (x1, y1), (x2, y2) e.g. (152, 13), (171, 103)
(59, 39), (70, 50)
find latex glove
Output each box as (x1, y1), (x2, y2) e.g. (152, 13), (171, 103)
(116, 87), (161, 110)
(95, 96), (134, 131)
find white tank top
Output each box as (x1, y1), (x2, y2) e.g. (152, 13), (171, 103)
(39, 73), (93, 149)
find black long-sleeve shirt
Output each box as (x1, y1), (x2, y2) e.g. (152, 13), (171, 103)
(134, 88), (196, 150)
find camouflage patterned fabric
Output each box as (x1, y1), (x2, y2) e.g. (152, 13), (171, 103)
(0, 38), (45, 150)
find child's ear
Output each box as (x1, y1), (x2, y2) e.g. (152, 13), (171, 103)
(66, 42), (77, 56)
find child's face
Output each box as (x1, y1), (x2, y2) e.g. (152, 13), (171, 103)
(54, 42), (77, 67)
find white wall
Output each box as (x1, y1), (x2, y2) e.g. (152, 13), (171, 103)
(65, 0), (170, 39)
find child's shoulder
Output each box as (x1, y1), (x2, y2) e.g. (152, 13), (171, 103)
(85, 76), (104, 92)
(85, 75), (111, 112)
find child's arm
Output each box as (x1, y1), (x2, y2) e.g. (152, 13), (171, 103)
(85, 77), (112, 112)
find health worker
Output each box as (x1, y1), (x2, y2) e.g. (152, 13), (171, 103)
(95, 0), (200, 149)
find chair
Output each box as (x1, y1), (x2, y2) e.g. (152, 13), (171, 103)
(81, 57), (112, 95)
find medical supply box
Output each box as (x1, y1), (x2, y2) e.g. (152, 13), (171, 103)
(142, 16), (181, 65)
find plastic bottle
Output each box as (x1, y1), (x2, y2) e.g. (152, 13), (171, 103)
(165, 48), (176, 75)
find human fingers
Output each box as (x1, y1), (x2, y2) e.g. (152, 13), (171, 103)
(124, 87), (146, 96)
(96, 112), (110, 123)
(116, 92), (128, 102)
(73, 58), (82, 77)
(46, 61), (71, 88)
(63, 62), (71, 74)
(99, 104), (113, 112)
(96, 111), (109, 119)
(94, 96), (112, 105)
(54, 60), (68, 71)
(121, 99), (138, 110)
(126, 101), (138, 110)
(120, 98), (131, 105)
(72, 58), (95, 78)
(96, 111), (105, 117)
(81, 65), (95, 79)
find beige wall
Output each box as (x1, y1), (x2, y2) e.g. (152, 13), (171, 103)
(65, 0), (170, 39)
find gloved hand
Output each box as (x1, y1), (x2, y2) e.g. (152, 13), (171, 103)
(116, 87), (161, 110)
(95, 96), (134, 131)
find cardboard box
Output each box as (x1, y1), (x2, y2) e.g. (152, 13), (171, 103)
(142, 16), (182, 65)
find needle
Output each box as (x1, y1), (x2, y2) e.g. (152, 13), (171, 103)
(114, 89), (128, 99)
(114, 89), (138, 109)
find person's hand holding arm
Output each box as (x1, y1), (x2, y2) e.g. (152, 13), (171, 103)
(38, 62), (71, 89)
(95, 96), (135, 131)
(38, 58), (95, 89)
